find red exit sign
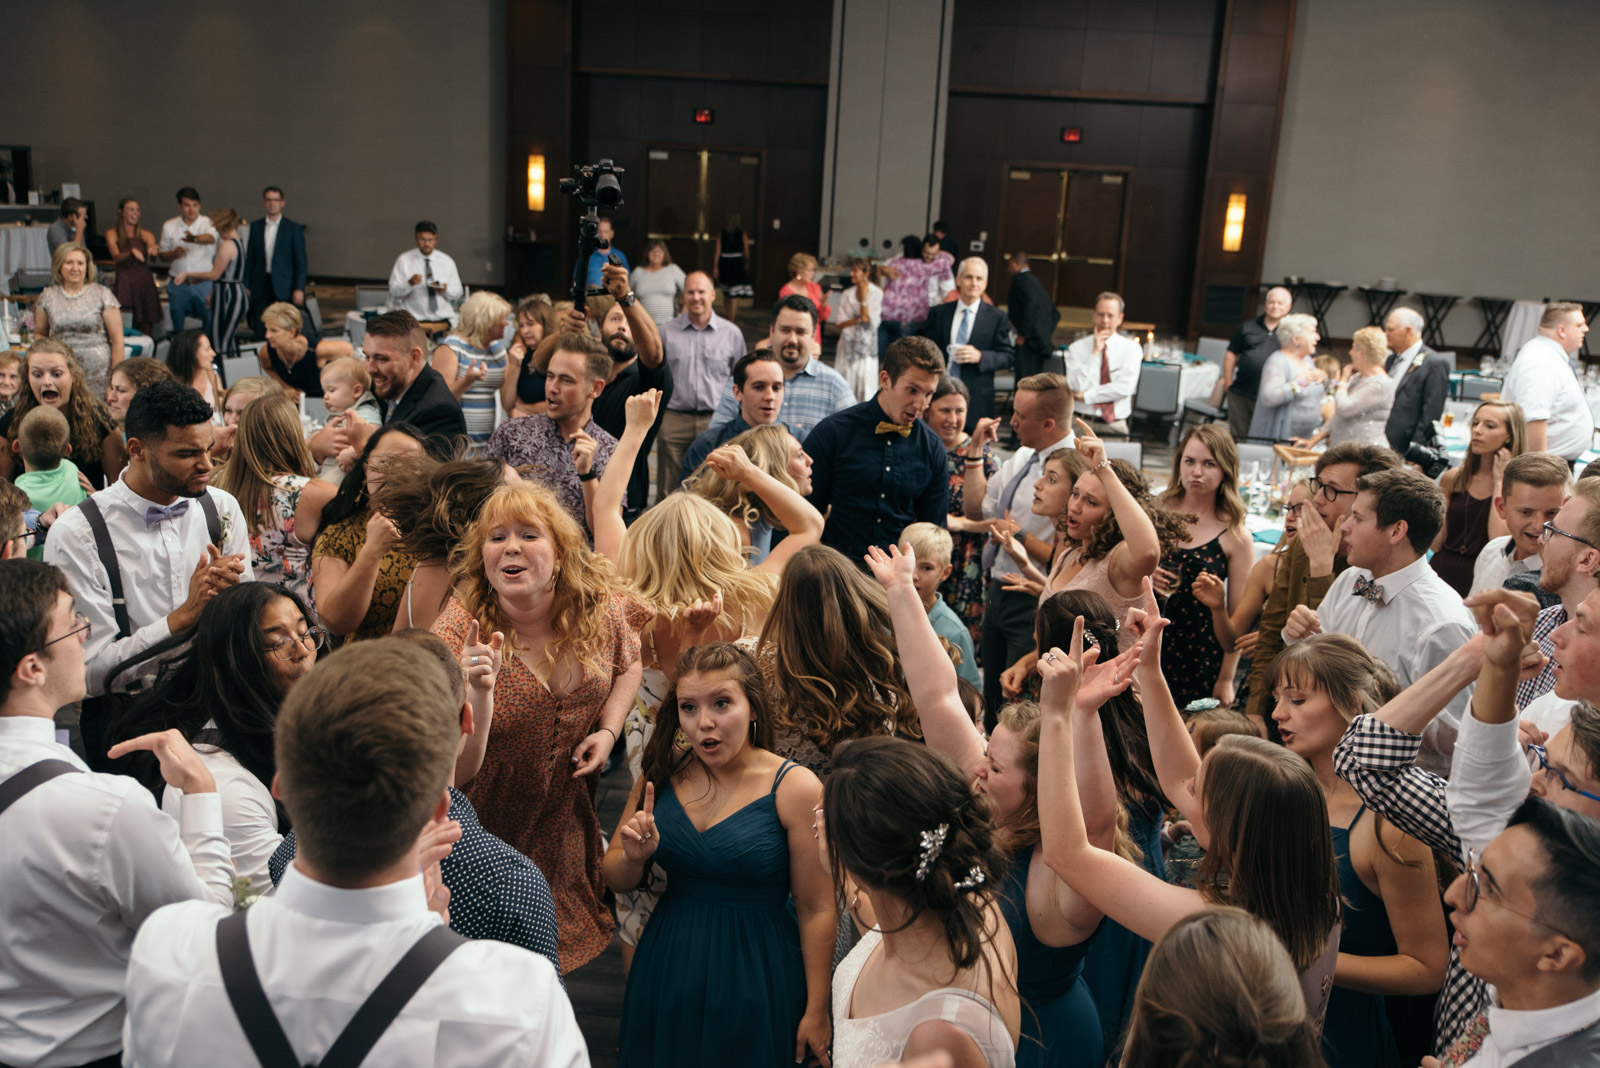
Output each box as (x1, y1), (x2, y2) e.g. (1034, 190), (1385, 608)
(1061, 127), (1082, 143)
(694, 109), (715, 124)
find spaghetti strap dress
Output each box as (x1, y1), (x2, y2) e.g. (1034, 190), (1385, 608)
(1322, 805), (1401, 1068)
(618, 760), (810, 1067)
(1430, 490), (1493, 597)
(1000, 849), (1102, 1068)
(1160, 532), (1230, 710)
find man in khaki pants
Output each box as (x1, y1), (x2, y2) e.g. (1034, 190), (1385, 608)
(656, 270), (746, 500)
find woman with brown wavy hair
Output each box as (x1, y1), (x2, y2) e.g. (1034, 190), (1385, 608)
(431, 479), (651, 974)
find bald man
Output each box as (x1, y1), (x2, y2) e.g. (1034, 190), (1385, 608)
(656, 269), (746, 501)
(1219, 285), (1293, 441)
(917, 257), (1014, 428)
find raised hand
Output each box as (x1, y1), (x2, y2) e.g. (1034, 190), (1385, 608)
(1078, 637), (1142, 711)
(704, 443), (758, 483)
(1037, 623), (1086, 717)
(624, 388), (662, 432)
(1072, 418), (1106, 468)
(619, 781), (659, 860)
(365, 511), (402, 555)
(570, 430), (597, 476)
(559, 307), (588, 334)
(967, 417), (1000, 454)
(1284, 603), (1322, 642)
(106, 729), (216, 794)
(602, 261), (631, 301)
(1297, 502), (1338, 576)
(1191, 570), (1225, 609)
(460, 618), (505, 695)
(683, 591), (724, 636)
(1464, 588), (1540, 669)
(864, 543), (916, 592)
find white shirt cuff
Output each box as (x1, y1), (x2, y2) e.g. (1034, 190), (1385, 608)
(177, 792), (225, 835)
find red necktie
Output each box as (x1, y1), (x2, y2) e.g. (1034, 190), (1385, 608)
(1096, 347), (1117, 422)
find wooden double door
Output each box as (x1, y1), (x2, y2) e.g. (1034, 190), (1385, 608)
(645, 147), (762, 284)
(999, 166), (1128, 308)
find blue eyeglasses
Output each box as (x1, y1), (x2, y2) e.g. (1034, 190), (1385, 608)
(1526, 744), (1600, 805)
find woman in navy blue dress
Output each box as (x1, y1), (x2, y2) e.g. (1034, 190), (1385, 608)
(603, 643), (835, 1067)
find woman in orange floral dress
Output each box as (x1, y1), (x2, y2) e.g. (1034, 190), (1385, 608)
(433, 480), (649, 973)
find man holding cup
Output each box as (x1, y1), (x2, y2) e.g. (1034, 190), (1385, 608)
(917, 256), (1013, 429)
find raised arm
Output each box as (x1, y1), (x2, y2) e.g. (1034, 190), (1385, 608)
(592, 390), (662, 561)
(1074, 420), (1161, 597)
(604, 263), (662, 369)
(1124, 579), (1204, 829)
(963, 418), (1000, 522)
(702, 444), (824, 576)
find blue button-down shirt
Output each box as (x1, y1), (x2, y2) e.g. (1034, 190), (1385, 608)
(661, 312), (746, 412)
(710, 356), (855, 443)
(805, 397), (948, 561)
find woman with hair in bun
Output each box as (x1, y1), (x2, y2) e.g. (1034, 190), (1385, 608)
(821, 735), (1020, 1067)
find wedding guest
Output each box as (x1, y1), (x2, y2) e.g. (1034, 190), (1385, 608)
(242, 186), (307, 338)
(924, 377), (995, 649)
(1469, 452), (1568, 595)
(1063, 293), (1140, 437)
(33, 241), (124, 396)
(1249, 313), (1328, 442)
(712, 214), (753, 322)
(161, 329), (224, 417)
(896, 523), (980, 687)
(1431, 402), (1526, 596)
(211, 374), (280, 463)
(679, 350), (785, 483)
(46, 196), (87, 253)
(1297, 326), (1396, 448)
(1216, 285), (1293, 440)
(1381, 307), (1450, 456)
(919, 257), (1014, 426)
(683, 423), (814, 564)
(502, 295), (556, 417)
(256, 301), (354, 400)
(656, 270), (744, 501)
(833, 257), (883, 402)
(104, 356), (172, 431)
(170, 208), (248, 361)
(156, 187), (218, 333)
(877, 235), (953, 356)
(778, 253), (831, 345)
(388, 220), (462, 327)
(0, 340), (125, 488)
(1500, 302), (1593, 462)
(0, 349), (20, 418)
(428, 291), (510, 444)
(105, 198), (162, 336)
(629, 239), (686, 326)
(318, 310), (468, 457)
(707, 294), (854, 445)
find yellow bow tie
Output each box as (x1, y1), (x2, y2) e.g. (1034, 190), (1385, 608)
(875, 421), (912, 438)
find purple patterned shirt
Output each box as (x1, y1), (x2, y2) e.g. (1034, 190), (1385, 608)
(483, 413), (617, 536)
(880, 252), (954, 324)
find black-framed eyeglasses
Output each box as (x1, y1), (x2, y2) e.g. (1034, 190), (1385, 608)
(41, 611), (91, 649)
(1527, 744), (1600, 805)
(1283, 502), (1305, 516)
(1541, 521), (1599, 550)
(1462, 848), (1570, 936)
(264, 627), (327, 661)
(1309, 477), (1358, 502)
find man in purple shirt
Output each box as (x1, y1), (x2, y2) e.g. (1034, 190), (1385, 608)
(656, 270), (746, 502)
(484, 333), (617, 538)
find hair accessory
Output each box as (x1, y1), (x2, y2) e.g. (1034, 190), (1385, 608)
(916, 822), (949, 881)
(954, 866), (986, 891)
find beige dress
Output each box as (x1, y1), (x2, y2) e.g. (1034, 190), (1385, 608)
(1042, 549), (1144, 624)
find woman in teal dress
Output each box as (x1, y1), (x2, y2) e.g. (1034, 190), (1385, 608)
(604, 643), (835, 1068)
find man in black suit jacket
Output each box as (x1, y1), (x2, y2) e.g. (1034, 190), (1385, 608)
(1382, 306), (1449, 455)
(1004, 252), (1060, 379)
(244, 186), (308, 337)
(325, 310), (466, 458)
(918, 256), (1014, 429)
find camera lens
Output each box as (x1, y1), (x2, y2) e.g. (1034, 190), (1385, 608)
(595, 173), (622, 207)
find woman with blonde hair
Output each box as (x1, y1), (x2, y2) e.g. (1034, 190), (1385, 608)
(255, 301), (355, 399)
(432, 289), (513, 443)
(1267, 635), (1447, 1067)
(1430, 400), (1527, 595)
(212, 374), (281, 463)
(216, 391), (336, 596)
(683, 422), (814, 563)
(34, 241), (123, 396)
(777, 252), (830, 345)
(1121, 907), (1325, 1068)
(431, 479), (651, 974)
(171, 208), (248, 361)
(1155, 423), (1254, 710)
(1297, 326), (1395, 449)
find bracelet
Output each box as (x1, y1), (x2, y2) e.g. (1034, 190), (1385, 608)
(578, 469), (599, 481)
(1092, 459), (1111, 473)
(963, 456), (985, 466)
(599, 726), (618, 744)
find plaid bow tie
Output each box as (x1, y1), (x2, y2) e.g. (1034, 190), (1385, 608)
(1354, 575), (1385, 604)
(875, 421), (912, 438)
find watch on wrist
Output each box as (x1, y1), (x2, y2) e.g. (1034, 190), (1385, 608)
(578, 468), (599, 482)
(618, 292), (637, 308)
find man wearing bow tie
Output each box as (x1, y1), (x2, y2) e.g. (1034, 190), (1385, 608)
(44, 381), (252, 767)
(1284, 467), (1475, 772)
(805, 336), (949, 562)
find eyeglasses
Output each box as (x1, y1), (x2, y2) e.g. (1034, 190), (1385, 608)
(1541, 521), (1599, 550)
(1283, 502), (1305, 516)
(264, 627), (327, 661)
(41, 611), (91, 649)
(1461, 848), (1571, 936)
(1527, 744), (1600, 805)
(1309, 477), (1357, 502)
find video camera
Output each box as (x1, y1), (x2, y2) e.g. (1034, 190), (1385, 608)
(560, 159), (625, 316)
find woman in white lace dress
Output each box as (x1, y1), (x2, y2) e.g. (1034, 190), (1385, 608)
(821, 736), (1020, 1067)
(835, 258), (884, 402)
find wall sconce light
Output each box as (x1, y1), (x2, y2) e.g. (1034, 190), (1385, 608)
(1222, 193), (1246, 252)
(527, 154), (546, 212)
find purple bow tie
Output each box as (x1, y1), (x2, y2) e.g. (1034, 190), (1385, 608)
(144, 501), (191, 528)
(1354, 575), (1385, 604)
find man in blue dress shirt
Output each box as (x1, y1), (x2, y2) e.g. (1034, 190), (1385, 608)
(805, 335), (948, 562)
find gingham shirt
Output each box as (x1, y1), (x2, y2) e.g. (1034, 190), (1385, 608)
(1333, 715), (1480, 1054)
(1516, 604), (1564, 709)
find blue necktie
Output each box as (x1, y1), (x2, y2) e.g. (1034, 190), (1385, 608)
(951, 307), (972, 380)
(145, 501), (191, 528)
(982, 456), (1036, 573)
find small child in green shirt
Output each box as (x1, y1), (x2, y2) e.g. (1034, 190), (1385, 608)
(898, 521), (980, 687)
(12, 406), (86, 559)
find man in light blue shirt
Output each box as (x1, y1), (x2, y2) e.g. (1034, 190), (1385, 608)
(574, 217), (629, 287)
(709, 294), (853, 444)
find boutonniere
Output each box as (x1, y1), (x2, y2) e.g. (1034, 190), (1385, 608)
(230, 875), (262, 911)
(219, 510), (234, 546)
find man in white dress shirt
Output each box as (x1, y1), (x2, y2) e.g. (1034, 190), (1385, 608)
(0, 559), (237, 1068)
(44, 381), (251, 767)
(389, 220), (464, 328)
(157, 186), (218, 333)
(1285, 466), (1476, 771)
(1064, 291), (1141, 436)
(1469, 453), (1569, 596)
(966, 372), (1074, 725)
(123, 638), (588, 1068)
(1500, 303), (1593, 463)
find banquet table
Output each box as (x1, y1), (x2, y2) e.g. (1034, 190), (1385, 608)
(0, 224), (51, 295)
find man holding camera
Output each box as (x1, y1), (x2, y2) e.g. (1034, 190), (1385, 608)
(574, 217), (628, 289)
(1383, 306), (1450, 457)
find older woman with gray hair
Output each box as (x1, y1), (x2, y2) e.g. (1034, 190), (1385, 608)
(1247, 312), (1328, 443)
(1296, 325), (1396, 449)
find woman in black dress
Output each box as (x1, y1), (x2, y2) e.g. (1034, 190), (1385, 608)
(713, 213), (753, 322)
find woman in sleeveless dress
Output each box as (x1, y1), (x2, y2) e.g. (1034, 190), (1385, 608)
(1268, 636), (1449, 1068)
(1035, 598), (1345, 1044)
(833, 257), (883, 402)
(1431, 401), (1525, 596)
(713, 214), (753, 322)
(822, 736), (1020, 1068)
(162, 329), (225, 420)
(34, 241), (123, 397)
(871, 545), (1159, 1067)
(604, 643), (833, 1067)
(105, 198), (162, 335)
(1154, 424), (1254, 710)
(172, 208), (248, 360)
(431, 290), (512, 445)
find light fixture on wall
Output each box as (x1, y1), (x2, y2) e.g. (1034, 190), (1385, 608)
(527, 154), (546, 212)
(1222, 193), (1247, 252)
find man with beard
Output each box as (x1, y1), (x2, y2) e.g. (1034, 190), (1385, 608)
(680, 350), (785, 483)
(1512, 477), (1600, 711)
(43, 381), (252, 766)
(708, 294), (854, 444)
(656, 270), (746, 502)
(317, 310), (468, 460)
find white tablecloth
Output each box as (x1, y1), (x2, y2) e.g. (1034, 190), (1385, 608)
(1501, 299), (1546, 361)
(1178, 361), (1221, 406)
(0, 224), (51, 294)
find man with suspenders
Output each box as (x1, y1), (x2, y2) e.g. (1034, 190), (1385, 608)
(42, 380), (252, 767)
(122, 638), (587, 1067)
(0, 559), (238, 1068)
